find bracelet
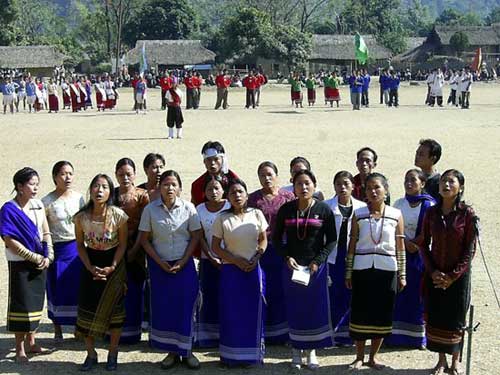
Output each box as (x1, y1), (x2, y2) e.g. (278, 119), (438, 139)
(396, 250), (406, 278)
(345, 254), (354, 280)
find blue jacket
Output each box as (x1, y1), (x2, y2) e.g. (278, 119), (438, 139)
(380, 74), (389, 90)
(26, 82), (36, 96)
(362, 74), (370, 92)
(349, 76), (363, 93)
(388, 75), (400, 90)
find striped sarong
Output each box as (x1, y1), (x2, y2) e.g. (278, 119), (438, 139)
(76, 247), (126, 338)
(7, 261), (46, 332)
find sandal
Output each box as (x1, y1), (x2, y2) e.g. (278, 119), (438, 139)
(448, 368), (464, 375)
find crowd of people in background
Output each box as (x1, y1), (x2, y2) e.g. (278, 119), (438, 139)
(1, 60), (495, 116)
(0, 138), (479, 375)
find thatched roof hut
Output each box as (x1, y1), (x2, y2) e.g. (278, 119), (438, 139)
(126, 40), (216, 68)
(406, 37), (426, 51)
(432, 24), (500, 46)
(310, 34), (392, 62)
(0, 45), (65, 69)
(415, 24), (500, 66)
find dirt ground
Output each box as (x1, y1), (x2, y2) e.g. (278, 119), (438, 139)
(0, 82), (499, 375)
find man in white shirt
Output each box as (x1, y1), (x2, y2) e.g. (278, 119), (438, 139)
(459, 67), (472, 109)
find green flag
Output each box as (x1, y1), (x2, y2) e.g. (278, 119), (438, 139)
(355, 33), (369, 65)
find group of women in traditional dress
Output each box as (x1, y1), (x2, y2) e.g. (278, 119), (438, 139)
(1, 75), (119, 114)
(287, 71), (342, 108)
(0, 139), (478, 375)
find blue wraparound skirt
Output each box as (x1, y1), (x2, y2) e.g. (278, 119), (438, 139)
(47, 240), (82, 325)
(385, 252), (426, 347)
(120, 274), (145, 344)
(283, 263), (334, 349)
(219, 263), (265, 365)
(260, 244), (288, 344)
(148, 257), (199, 356)
(196, 259), (221, 347)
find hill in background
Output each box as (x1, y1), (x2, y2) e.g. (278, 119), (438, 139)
(52, 0), (500, 20)
(402, 0), (500, 18)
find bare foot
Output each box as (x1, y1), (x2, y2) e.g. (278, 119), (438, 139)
(448, 368), (463, 375)
(348, 359), (363, 370)
(431, 364), (448, 375)
(367, 359), (386, 370)
(27, 344), (43, 354)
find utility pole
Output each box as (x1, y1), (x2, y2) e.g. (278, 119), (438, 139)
(115, 0), (124, 76)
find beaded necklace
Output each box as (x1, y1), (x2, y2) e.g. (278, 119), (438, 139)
(296, 200), (313, 240)
(369, 206), (385, 245)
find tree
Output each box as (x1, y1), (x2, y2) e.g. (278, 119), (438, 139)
(436, 8), (483, 26)
(71, 1), (110, 65)
(273, 25), (312, 70)
(10, 0), (85, 65)
(0, 0), (18, 45)
(485, 6), (500, 25)
(340, 0), (407, 54)
(403, 0), (433, 36)
(449, 31), (469, 56)
(309, 19), (338, 34)
(243, 0), (336, 32)
(105, 0), (141, 73)
(123, 0), (198, 46)
(213, 7), (276, 62)
(12, 0), (66, 45)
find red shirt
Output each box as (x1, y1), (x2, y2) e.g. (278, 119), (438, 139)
(159, 76), (172, 90)
(243, 76), (258, 90)
(215, 74), (231, 88)
(193, 76), (203, 88)
(352, 174), (365, 202)
(184, 77), (195, 89)
(257, 74), (267, 87)
(415, 204), (476, 280)
(352, 173), (391, 204)
(191, 170), (239, 206)
(131, 78), (139, 89)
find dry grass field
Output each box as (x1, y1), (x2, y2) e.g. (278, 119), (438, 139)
(0, 82), (499, 374)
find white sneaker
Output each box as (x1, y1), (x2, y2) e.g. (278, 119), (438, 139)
(306, 349), (319, 370)
(291, 348), (302, 370)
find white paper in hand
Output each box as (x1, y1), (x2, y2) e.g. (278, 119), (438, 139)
(291, 265), (311, 286)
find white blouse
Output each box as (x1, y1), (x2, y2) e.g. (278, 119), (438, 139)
(353, 205), (401, 272)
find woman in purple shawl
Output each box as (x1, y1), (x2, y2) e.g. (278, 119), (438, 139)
(0, 167), (54, 363)
(386, 169), (435, 348)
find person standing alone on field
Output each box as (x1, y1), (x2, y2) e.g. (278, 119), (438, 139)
(165, 83), (184, 139)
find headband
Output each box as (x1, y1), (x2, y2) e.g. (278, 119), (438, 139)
(203, 148), (229, 174)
